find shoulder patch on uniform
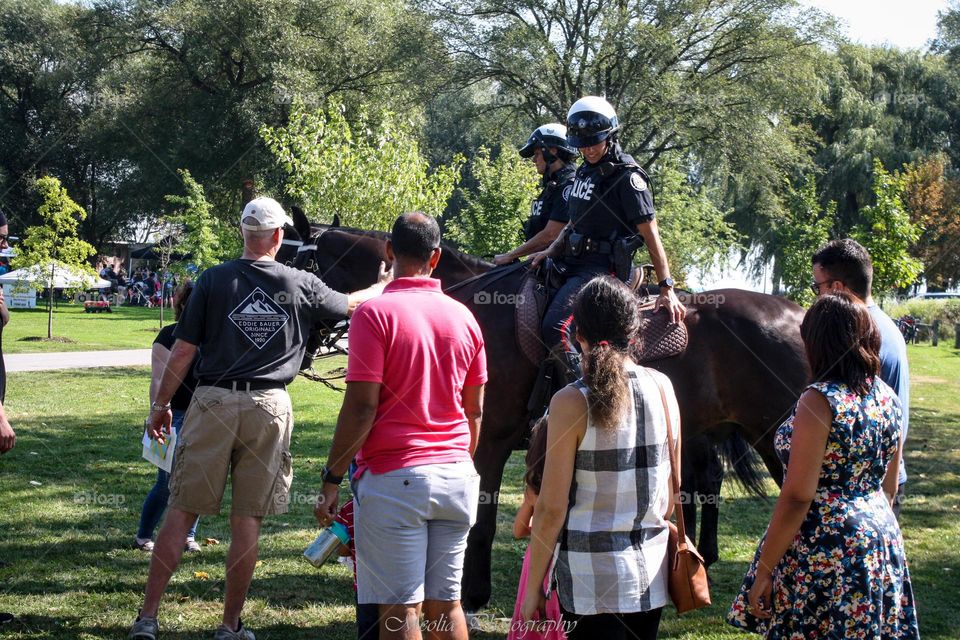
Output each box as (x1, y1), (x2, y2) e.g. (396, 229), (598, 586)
(630, 173), (647, 192)
(562, 185), (572, 202)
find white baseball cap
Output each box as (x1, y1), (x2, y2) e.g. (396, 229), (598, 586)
(240, 197), (294, 231)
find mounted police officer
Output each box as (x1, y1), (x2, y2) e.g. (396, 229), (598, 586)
(494, 124), (578, 265)
(532, 96), (686, 346)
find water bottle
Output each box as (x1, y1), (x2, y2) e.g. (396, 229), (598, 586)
(303, 521), (351, 567)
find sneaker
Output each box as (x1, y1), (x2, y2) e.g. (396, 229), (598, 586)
(135, 538), (155, 552)
(128, 613), (159, 639)
(0, 612), (15, 624)
(213, 619), (255, 640)
(184, 539), (201, 553)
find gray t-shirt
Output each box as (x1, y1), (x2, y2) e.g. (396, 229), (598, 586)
(175, 259), (349, 383)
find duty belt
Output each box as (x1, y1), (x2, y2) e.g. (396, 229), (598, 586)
(564, 232), (614, 257)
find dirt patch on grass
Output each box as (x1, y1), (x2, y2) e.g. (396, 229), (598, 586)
(17, 336), (77, 344)
(913, 375), (949, 385)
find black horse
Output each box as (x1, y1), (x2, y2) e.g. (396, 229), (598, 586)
(291, 214), (809, 611)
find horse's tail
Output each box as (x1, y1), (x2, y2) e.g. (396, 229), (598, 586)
(721, 432), (768, 498)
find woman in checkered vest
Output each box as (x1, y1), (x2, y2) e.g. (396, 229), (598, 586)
(520, 276), (680, 640)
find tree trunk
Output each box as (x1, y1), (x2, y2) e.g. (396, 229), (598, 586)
(159, 277), (165, 329)
(47, 263), (54, 340)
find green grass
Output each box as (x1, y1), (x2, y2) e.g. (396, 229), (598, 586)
(4, 305), (168, 353)
(0, 346), (957, 638)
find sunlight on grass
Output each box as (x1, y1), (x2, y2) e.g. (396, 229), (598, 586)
(4, 305), (168, 353)
(0, 346), (957, 638)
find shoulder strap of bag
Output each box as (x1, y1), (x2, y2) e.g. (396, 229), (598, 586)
(648, 370), (688, 548)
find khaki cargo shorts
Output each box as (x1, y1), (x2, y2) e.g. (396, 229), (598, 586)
(168, 385), (293, 517)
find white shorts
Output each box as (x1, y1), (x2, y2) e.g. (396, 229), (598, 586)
(354, 462), (480, 605)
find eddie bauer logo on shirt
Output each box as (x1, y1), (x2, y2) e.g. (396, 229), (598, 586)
(229, 288), (290, 349)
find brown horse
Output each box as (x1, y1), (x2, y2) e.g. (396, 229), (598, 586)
(291, 214), (810, 611)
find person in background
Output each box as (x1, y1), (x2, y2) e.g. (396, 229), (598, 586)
(509, 418), (565, 640)
(315, 212), (486, 640)
(0, 212), (16, 626)
(727, 292), (918, 639)
(493, 124), (577, 266)
(134, 281), (201, 553)
(521, 276), (677, 640)
(811, 239), (910, 518)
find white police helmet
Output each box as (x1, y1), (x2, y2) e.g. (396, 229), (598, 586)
(566, 96), (619, 148)
(519, 123), (578, 159)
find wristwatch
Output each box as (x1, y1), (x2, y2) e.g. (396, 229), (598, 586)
(321, 465), (344, 486)
(658, 278), (675, 290)
(150, 401), (171, 412)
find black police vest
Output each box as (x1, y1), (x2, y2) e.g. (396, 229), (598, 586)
(525, 164), (576, 241)
(564, 146), (654, 267)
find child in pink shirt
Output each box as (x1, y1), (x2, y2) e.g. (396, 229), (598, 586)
(510, 419), (566, 640)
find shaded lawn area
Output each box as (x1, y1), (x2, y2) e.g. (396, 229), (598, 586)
(4, 305), (168, 353)
(0, 345), (957, 638)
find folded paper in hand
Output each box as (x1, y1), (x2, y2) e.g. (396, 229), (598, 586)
(142, 428), (177, 473)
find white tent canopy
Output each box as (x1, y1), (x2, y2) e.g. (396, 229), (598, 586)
(0, 263), (110, 289)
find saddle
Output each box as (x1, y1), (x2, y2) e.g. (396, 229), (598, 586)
(515, 270), (550, 366)
(633, 297), (689, 363)
(514, 265), (689, 366)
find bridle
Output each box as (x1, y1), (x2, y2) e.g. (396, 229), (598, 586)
(294, 227), (350, 390)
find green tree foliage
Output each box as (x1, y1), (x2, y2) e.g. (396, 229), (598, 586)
(811, 46), (957, 225)
(17, 177), (97, 338)
(424, 0), (830, 160)
(446, 147), (540, 256)
(852, 161), (923, 294)
(0, 0), (444, 244)
(261, 100), (463, 230)
(164, 170), (223, 274)
(901, 155), (960, 289)
(772, 176), (834, 304)
(650, 159), (740, 286)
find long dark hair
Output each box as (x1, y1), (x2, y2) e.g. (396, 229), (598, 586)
(800, 291), (880, 395)
(572, 276), (640, 429)
(524, 416), (548, 493)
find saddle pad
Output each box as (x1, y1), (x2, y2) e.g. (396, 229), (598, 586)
(516, 271), (549, 366)
(633, 308), (688, 362)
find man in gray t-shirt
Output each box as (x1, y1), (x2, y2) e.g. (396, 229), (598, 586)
(130, 197), (389, 640)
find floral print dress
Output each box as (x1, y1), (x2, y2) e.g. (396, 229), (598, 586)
(728, 378), (920, 639)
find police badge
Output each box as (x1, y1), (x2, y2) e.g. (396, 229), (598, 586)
(630, 173), (647, 192)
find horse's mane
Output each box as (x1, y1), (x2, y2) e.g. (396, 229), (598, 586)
(312, 223), (494, 272)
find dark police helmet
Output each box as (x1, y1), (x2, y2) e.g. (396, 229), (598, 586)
(566, 96), (619, 148)
(519, 123), (578, 159)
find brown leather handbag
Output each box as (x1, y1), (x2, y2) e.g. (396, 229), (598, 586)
(652, 374), (712, 614)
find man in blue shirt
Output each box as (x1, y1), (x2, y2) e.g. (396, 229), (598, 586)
(811, 239), (910, 518)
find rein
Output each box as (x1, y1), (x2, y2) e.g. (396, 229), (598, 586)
(442, 261), (528, 296)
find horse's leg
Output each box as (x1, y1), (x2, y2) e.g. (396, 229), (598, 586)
(462, 429), (519, 612)
(680, 444), (699, 552)
(697, 443), (723, 568)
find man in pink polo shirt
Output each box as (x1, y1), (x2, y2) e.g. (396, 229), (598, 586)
(316, 212), (486, 640)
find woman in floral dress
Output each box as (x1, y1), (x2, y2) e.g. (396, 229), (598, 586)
(728, 292), (920, 639)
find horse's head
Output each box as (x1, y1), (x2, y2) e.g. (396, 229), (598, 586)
(274, 205), (308, 267)
(293, 223), (390, 294)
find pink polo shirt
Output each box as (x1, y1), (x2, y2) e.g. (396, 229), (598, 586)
(346, 277), (487, 475)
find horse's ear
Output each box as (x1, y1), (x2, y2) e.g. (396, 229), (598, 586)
(290, 205), (311, 241)
(331, 214), (341, 228)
